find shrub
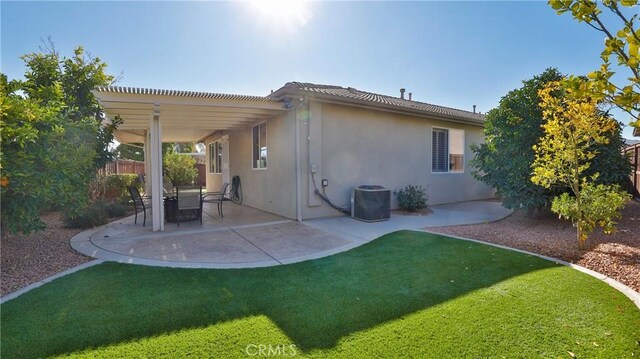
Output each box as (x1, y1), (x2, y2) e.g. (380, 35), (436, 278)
(90, 174), (141, 204)
(102, 201), (127, 218)
(63, 202), (108, 229)
(551, 182), (630, 248)
(396, 185), (428, 212)
(164, 153), (197, 186)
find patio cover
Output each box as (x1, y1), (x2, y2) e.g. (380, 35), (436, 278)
(93, 86), (287, 231)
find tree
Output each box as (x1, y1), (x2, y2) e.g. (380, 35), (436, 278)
(471, 69), (565, 211)
(114, 143), (144, 161)
(1, 75), (96, 234)
(531, 81), (631, 249)
(163, 153), (198, 186)
(1, 42), (119, 235)
(20, 40), (119, 168)
(471, 68), (630, 213)
(173, 142), (195, 153)
(549, 0), (639, 130)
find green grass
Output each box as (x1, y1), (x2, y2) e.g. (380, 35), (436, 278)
(1, 230), (638, 358)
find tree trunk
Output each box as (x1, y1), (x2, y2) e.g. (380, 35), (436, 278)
(577, 222), (586, 250)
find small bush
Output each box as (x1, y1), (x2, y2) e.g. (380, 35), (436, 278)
(551, 182), (630, 247)
(102, 202), (128, 218)
(90, 174), (141, 204)
(63, 202), (109, 229)
(396, 185), (428, 212)
(164, 153), (198, 186)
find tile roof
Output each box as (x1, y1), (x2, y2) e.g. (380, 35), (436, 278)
(270, 82), (485, 124)
(94, 86), (277, 102)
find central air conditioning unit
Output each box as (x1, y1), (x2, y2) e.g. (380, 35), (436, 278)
(351, 185), (391, 222)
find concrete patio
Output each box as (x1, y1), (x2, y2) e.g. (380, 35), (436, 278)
(71, 200), (513, 269)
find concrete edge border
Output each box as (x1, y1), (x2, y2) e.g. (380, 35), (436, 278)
(421, 229), (640, 310)
(1, 260), (105, 304)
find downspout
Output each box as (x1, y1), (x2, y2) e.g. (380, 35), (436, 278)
(294, 100), (303, 222)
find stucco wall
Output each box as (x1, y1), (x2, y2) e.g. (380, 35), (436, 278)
(228, 111), (297, 219)
(300, 102), (494, 219)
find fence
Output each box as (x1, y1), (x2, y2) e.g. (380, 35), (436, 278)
(195, 163), (206, 186)
(99, 159), (207, 187)
(625, 143), (640, 197)
(98, 159), (145, 175)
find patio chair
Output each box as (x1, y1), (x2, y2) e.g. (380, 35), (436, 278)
(203, 182), (229, 218)
(127, 186), (148, 227)
(175, 186), (203, 226)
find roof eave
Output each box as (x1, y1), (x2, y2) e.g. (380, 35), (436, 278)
(274, 89), (485, 126)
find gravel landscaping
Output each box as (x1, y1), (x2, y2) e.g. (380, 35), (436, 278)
(428, 199), (640, 292)
(1, 212), (92, 296)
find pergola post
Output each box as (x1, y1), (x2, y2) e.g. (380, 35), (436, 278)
(143, 130), (152, 196)
(150, 105), (164, 231)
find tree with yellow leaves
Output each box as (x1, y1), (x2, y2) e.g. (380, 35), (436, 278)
(549, 0), (639, 131)
(532, 81), (631, 250)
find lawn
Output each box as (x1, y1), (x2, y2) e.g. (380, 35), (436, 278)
(1, 230), (638, 358)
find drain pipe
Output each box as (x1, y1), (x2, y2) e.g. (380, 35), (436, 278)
(294, 99), (303, 222)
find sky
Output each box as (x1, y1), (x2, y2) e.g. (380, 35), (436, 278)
(1, 0), (637, 139)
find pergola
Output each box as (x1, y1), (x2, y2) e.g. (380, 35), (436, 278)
(93, 86), (286, 231)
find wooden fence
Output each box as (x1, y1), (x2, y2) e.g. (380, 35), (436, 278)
(625, 143), (640, 197)
(195, 163), (206, 186)
(99, 159), (207, 187)
(98, 159), (145, 175)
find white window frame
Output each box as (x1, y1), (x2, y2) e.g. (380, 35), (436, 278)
(209, 141), (222, 174)
(431, 127), (465, 174)
(252, 122), (267, 170)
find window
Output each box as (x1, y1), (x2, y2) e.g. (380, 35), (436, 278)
(252, 122), (267, 169)
(432, 128), (464, 173)
(209, 141), (222, 174)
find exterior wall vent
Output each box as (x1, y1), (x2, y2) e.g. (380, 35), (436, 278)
(351, 185), (391, 222)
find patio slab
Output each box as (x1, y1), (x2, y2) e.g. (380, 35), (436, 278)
(234, 222), (353, 261)
(304, 200), (513, 243)
(71, 200), (513, 269)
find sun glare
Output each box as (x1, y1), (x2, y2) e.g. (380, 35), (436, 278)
(249, 0), (312, 30)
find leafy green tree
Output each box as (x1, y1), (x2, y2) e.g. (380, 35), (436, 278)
(20, 41), (119, 168)
(471, 68), (630, 212)
(1, 75), (96, 234)
(549, 0), (639, 130)
(163, 153), (198, 186)
(532, 81), (631, 249)
(114, 143), (144, 161)
(471, 69), (565, 211)
(173, 142), (195, 153)
(1, 42), (119, 234)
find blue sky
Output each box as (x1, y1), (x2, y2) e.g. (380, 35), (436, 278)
(1, 1), (636, 138)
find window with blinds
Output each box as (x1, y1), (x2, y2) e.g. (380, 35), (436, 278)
(432, 128), (464, 173)
(432, 128), (448, 172)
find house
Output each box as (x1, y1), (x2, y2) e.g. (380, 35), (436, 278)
(94, 82), (494, 231)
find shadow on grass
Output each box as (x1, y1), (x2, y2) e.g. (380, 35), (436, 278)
(1, 230), (559, 357)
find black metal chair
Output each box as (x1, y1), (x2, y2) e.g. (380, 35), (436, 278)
(203, 182), (229, 218)
(175, 186), (203, 226)
(127, 186), (148, 227)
